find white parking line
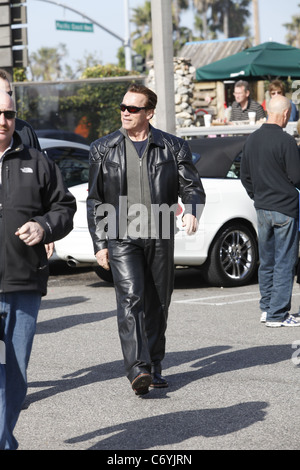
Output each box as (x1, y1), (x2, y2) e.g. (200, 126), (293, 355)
(174, 291), (300, 306)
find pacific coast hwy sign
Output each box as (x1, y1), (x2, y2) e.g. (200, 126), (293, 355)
(56, 21), (94, 32)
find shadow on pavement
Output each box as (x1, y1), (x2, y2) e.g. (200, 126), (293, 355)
(65, 400), (268, 449)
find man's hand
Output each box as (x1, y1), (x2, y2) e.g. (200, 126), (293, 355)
(45, 242), (54, 259)
(95, 248), (110, 270)
(15, 222), (45, 246)
(182, 214), (198, 235)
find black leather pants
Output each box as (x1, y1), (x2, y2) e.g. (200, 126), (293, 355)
(108, 238), (174, 383)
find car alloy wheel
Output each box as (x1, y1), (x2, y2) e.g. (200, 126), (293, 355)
(203, 223), (258, 287)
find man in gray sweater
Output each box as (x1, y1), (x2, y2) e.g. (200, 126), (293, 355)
(241, 95), (300, 327)
(87, 84), (205, 395)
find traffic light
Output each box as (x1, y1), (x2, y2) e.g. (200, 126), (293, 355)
(0, 0), (28, 69)
(133, 54), (146, 74)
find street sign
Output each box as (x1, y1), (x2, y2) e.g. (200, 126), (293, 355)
(55, 21), (93, 32)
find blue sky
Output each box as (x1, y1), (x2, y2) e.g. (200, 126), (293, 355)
(26, 0), (300, 70)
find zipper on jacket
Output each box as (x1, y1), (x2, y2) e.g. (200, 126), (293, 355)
(0, 168), (6, 289)
(4, 165), (9, 196)
(139, 158), (143, 204)
(139, 140), (150, 205)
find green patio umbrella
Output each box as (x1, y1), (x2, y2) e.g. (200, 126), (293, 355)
(196, 42), (300, 81)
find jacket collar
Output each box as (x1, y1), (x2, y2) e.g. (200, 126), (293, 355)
(0, 132), (23, 158)
(149, 125), (165, 148)
(107, 129), (125, 147)
(115, 125), (165, 149)
(11, 131), (24, 152)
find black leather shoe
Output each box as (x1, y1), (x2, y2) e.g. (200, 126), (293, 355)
(150, 372), (168, 388)
(131, 373), (152, 396)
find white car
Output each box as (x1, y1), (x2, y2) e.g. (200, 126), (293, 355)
(38, 137), (90, 261)
(39, 137), (90, 188)
(54, 136), (259, 287)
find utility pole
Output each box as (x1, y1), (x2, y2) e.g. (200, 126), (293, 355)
(151, 0), (176, 134)
(253, 0), (260, 45)
(253, 0), (264, 104)
(124, 0), (132, 71)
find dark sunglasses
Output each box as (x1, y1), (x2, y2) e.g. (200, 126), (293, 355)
(7, 91), (13, 97)
(120, 103), (147, 114)
(0, 110), (17, 119)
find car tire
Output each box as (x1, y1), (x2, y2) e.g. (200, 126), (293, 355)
(94, 266), (114, 283)
(202, 223), (258, 287)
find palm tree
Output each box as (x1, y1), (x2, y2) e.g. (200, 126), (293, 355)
(192, 0), (215, 40)
(211, 0), (251, 38)
(173, 0), (190, 42)
(191, 0), (251, 40)
(29, 43), (68, 81)
(284, 9), (300, 48)
(130, 1), (153, 60)
(130, 0), (192, 61)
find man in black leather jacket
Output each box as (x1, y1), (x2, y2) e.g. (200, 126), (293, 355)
(87, 84), (205, 396)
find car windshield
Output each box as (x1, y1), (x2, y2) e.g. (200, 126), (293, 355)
(191, 152), (201, 165)
(187, 136), (247, 179)
(226, 151), (242, 179)
(44, 146), (89, 187)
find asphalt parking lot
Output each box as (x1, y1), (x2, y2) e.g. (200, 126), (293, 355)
(14, 263), (300, 452)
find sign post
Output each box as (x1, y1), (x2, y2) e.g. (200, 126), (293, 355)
(32, 0), (132, 70)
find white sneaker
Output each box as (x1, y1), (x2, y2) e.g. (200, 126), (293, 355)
(266, 315), (300, 328)
(265, 320), (282, 328)
(260, 312), (267, 323)
(281, 315), (300, 327)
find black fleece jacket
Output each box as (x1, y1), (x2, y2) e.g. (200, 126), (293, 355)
(0, 132), (76, 295)
(241, 123), (300, 219)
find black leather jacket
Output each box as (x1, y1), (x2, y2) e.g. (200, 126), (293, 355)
(87, 126), (206, 253)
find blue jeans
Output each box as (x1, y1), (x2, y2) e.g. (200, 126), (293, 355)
(0, 291), (41, 450)
(257, 210), (299, 322)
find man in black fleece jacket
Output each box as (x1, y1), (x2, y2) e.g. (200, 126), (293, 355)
(241, 95), (300, 327)
(0, 91), (76, 450)
(0, 71), (41, 151)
